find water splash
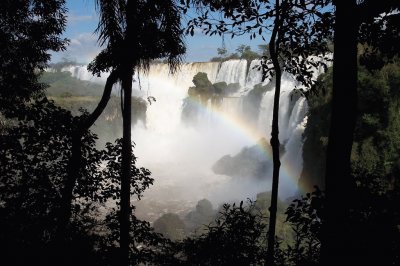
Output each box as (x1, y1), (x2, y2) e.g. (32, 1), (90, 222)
(60, 59), (321, 204)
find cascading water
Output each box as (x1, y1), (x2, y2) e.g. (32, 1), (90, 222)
(279, 97), (309, 196)
(61, 59), (318, 212)
(62, 65), (108, 84)
(215, 59), (247, 87)
(245, 59), (271, 89)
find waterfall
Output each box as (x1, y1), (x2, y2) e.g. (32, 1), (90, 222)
(280, 98), (308, 196)
(215, 59), (247, 87)
(133, 62), (221, 133)
(245, 59), (271, 89)
(60, 58), (321, 201)
(61, 65), (108, 84)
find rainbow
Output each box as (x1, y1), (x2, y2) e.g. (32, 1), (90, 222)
(185, 96), (304, 195)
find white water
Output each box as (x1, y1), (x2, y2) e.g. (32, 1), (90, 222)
(61, 59), (320, 208)
(245, 59), (272, 89)
(215, 59), (247, 87)
(130, 62), (262, 205)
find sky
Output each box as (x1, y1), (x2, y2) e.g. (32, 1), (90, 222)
(51, 0), (265, 64)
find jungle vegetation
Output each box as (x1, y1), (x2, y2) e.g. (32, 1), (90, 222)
(1, 0), (400, 265)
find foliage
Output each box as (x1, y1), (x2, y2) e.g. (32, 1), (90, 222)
(236, 44), (259, 62)
(358, 7), (400, 71)
(184, 0), (333, 88)
(254, 191), (292, 246)
(89, 0), (185, 75)
(353, 62), (400, 193)
(217, 47), (227, 56)
(298, 68), (333, 191)
(210, 53), (240, 62)
(301, 60), (400, 194)
(301, 60), (400, 265)
(211, 44), (261, 62)
(90, 3), (187, 261)
(0, 96), (175, 265)
(0, 0), (67, 109)
(0, 98), (102, 264)
(92, 139), (153, 203)
(283, 188), (324, 266)
(179, 192), (327, 266)
(0, 99), (66, 263)
(42, 71), (148, 144)
(41, 71), (105, 97)
(183, 2), (333, 260)
(87, 140), (180, 265)
(181, 200), (267, 265)
(320, 3), (400, 264)
(3, 1), (400, 265)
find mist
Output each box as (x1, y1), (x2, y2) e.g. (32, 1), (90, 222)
(61, 59), (312, 217)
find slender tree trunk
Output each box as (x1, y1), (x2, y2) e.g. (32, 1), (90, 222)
(57, 132), (82, 241)
(320, 1), (358, 265)
(119, 1), (137, 264)
(120, 69), (133, 266)
(56, 70), (118, 240)
(266, 1), (282, 264)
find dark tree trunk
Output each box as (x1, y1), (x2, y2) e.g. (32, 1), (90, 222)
(320, 1), (358, 265)
(56, 132), (82, 241)
(118, 1), (138, 264)
(120, 69), (133, 266)
(56, 70), (118, 240)
(266, 0), (282, 264)
(118, 1), (137, 264)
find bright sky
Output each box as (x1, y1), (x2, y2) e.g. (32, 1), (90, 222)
(51, 0), (265, 64)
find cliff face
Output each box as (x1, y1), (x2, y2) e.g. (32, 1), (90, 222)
(297, 69), (332, 192)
